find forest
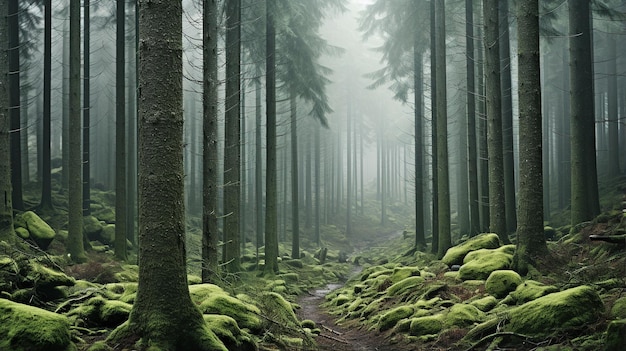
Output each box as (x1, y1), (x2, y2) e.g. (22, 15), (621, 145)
(1, 0), (626, 350)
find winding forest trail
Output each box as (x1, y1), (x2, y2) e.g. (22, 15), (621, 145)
(297, 274), (413, 351)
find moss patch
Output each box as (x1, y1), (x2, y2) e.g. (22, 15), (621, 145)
(506, 280), (559, 305)
(0, 298), (73, 351)
(470, 296), (498, 312)
(458, 251), (512, 281)
(611, 297), (626, 319)
(445, 303), (486, 327)
(605, 319), (626, 351)
(203, 314), (257, 351)
(484, 270), (522, 298)
(15, 211), (56, 250)
(378, 305), (414, 331)
(506, 285), (603, 336)
(441, 233), (501, 266)
(408, 314), (444, 336)
(199, 293), (262, 332)
(386, 276), (425, 296)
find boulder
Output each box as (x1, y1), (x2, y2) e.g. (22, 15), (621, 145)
(204, 314), (256, 351)
(389, 266), (421, 284)
(199, 293), (262, 332)
(0, 298), (74, 351)
(378, 306), (414, 331)
(100, 224), (115, 245)
(441, 233), (501, 266)
(67, 296), (132, 327)
(458, 250), (512, 281)
(16, 211), (56, 250)
(611, 297), (626, 319)
(408, 315), (444, 336)
(83, 215), (104, 241)
(445, 303), (486, 327)
(387, 276), (425, 296)
(506, 280), (559, 305)
(605, 319), (626, 351)
(470, 296), (498, 312)
(506, 285), (603, 336)
(485, 270), (522, 298)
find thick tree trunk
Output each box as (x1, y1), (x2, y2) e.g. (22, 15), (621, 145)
(116, 0), (224, 348)
(607, 36), (619, 178)
(413, 42), (426, 250)
(8, 0), (23, 211)
(83, 0), (91, 216)
(514, 0), (547, 275)
(40, 0), (53, 211)
(0, 0), (15, 244)
(430, 0), (439, 255)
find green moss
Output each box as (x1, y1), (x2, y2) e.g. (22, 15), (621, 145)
(26, 262), (75, 294)
(301, 319), (316, 329)
(189, 283), (226, 304)
(458, 251), (512, 281)
(333, 294), (352, 306)
(15, 227), (29, 239)
(260, 291), (299, 327)
(17, 211), (56, 250)
(105, 282), (138, 303)
(470, 296), (498, 312)
(408, 315), (444, 336)
(83, 215), (104, 240)
(187, 275), (202, 285)
(441, 233), (501, 266)
(445, 303), (486, 327)
(68, 296), (131, 327)
(378, 306), (414, 331)
(100, 224), (115, 245)
(485, 270), (522, 298)
(203, 314), (257, 351)
(361, 297), (385, 318)
(389, 266), (421, 283)
(508, 280), (558, 304)
(86, 341), (113, 351)
(278, 272), (299, 283)
(386, 276), (426, 296)
(199, 293), (262, 332)
(611, 297), (626, 319)
(605, 319), (626, 351)
(114, 264), (139, 282)
(506, 285), (603, 336)
(0, 298), (73, 351)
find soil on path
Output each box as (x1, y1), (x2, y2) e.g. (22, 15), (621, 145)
(297, 282), (415, 351)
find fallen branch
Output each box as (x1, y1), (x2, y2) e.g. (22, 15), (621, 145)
(319, 332), (348, 344)
(321, 324), (343, 335)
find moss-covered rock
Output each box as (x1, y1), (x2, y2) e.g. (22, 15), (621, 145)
(445, 303), (486, 327)
(470, 296), (498, 312)
(386, 276), (426, 296)
(16, 211), (56, 250)
(463, 245), (515, 264)
(605, 319), (626, 351)
(15, 227), (30, 240)
(100, 224), (115, 245)
(378, 305), (414, 331)
(199, 293), (262, 332)
(67, 296), (131, 327)
(0, 298), (74, 351)
(114, 264), (139, 282)
(83, 215), (104, 241)
(506, 280), (559, 305)
(506, 285), (603, 336)
(441, 233), (501, 266)
(189, 283), (227, 304)
(611, 297), (626, 319)
(389, 266), (421, 283)
(458, 251), (512, 281)
(485, 270), (522, 298)
(260, 292), (299, 328)
(203, 314), (257, 351)
(408, 315), (444, 336)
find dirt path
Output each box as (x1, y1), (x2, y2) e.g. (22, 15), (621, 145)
(297, 281), (413, 351)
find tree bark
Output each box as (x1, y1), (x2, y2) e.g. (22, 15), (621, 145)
(413, 32), (426, 249)
(0, 0), (15, 244)
(40, 0), (53, 211)
(465, 0), (480, 237)
(8, 0), (23, 211)
(202, 0), (219, 283)
(569, 0), (600, 225)
(514, 0), (547, 275)
(115, 0), (127, 261)
(290, 91), (300, 258)
(115, 0), (225, 348)
(67, 0), (86, 263)
(223, 0), (242, 272)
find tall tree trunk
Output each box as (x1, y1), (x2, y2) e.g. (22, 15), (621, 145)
(484, 0), (508, 243)
(125, 1), (138, 244)
(116, 0), (225, 348)
(115, 0), (127, 261)
(264, 0), (279, 274)
(223, 0), (241, 272)
(290, 91), (300, 258)
(83, 0), (91, 216)
(558, 47), (571, 209)
(1, 0), (15, 244)
(40, 0), (53, 211)
(514, 0), (547, 274)
(255, 76), (264, 259)
(202, 0), (219, 283)
(466, 0), (480, 237)
(346, 93), (352, 236)
(430, 0), (439, 254)
(607, 36), (619, 178)
(413, 38), (426, 249)
(314, 124), (321, 245)
(499, 0), (517, 234)
(569, 0), (600, 224)
(435, 0), (451, 258)
(68, 0), (86, 263)
(476, 20), (489, 232)
(8, 0), (23, 211)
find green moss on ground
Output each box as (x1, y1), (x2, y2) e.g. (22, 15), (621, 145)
(0, 298), (74, 351)
(505, 280), (559, 305)
(378, 305), (414, 331)
(484, 270), (522, 298)
(458, 250), (512, 281)
(15, 211), (57, 250)
(441, 233), (501, 266)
